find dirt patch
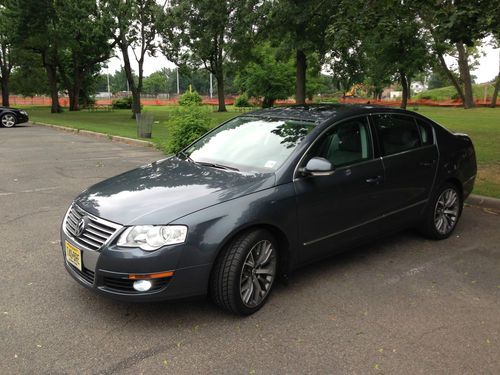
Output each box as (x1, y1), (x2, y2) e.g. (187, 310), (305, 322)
(477, 164), (500, 185)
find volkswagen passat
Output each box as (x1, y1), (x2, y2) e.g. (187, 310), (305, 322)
(61, 105), (476, 315)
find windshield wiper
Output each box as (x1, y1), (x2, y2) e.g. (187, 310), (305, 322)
(194, 161), (240, 171)
(177, 150), (193, 162)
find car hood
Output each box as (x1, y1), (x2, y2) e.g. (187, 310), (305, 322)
(75, 157), (276, 225)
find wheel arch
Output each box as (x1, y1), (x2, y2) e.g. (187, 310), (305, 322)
(443, 177), (464, 199)
(209, 222), (292, 284)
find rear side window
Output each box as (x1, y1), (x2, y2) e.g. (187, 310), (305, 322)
(415, 118), (434, 145)
(372, 114), (421, 156)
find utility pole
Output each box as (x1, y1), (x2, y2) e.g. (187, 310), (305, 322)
(176, 68), (180, 95)
(107, 73), (111, 100)
(209, 73), (213, 98)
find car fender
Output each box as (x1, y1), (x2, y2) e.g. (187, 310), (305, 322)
(170, 182), (299, 273)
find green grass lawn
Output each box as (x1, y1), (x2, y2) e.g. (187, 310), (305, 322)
(416, 83), (496, 101)
(24, 105), (238, 143)
(23, 104), (500, 198)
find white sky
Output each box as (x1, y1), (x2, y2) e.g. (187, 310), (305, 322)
(104, 40), (499, 84)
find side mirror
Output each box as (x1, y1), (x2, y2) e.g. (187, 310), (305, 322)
(299, 157), (335, 177)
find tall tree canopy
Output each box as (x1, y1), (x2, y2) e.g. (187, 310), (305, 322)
(266, 0), (334, 104)
(161, 0), (260, 112)
(106, 0), (162, 116)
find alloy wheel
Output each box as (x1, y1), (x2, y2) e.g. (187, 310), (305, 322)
(239, 240), (277, 308)
(434, 188), (460, 235)
(1, 114), (16, 128)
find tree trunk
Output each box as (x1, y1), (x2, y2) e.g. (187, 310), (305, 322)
(68, 73), (82, 111)
(119, 44), (140, 117)
(131, 88), (141, 116)
(1, 77), (9, 107)
(262, 97), (275, 108)
(400, 71), (408, 110)
(490, 74), (500, 108)
(456, 42), (475, 108)
(437, 51), (466, 105)
(295, 50), (307, 105)
(406, 77), (412, 100)
(45, 64), (60, 113)
(216, 71), (226, 112)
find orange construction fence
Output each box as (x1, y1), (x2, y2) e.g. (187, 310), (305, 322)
(7, 95), (499, 107)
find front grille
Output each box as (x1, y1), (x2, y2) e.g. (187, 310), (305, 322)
(65, 204), (120, 251)
(69, 263), (95, 284)
(103, 276), (171, 293)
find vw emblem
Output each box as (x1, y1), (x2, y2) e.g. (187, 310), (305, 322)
(75, 216), (89, 237)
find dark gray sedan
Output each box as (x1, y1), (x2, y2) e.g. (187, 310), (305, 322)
(61, 105), (476, 315)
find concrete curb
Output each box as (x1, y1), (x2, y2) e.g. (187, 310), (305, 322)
(465, 194), (500, 211)
(31, 121), (155, 148)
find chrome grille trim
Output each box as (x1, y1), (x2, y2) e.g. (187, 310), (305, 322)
(63, 203), (122, 251)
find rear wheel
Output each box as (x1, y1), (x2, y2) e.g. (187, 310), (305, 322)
(1, 113), (16, 128)
(210, 229), (278, 315)
(420, 182), (462, 239)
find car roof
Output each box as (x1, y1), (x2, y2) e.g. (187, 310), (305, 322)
(244, 104), (415, 124)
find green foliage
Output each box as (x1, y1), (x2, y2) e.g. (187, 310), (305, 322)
(234, 93), (251, 107)
(112, 97), (133, 109)
(178, 90), (202, 106)
(143, 71), (168, 96)
(160, 0), (259, 111)
(236, 43), (294, 108)
(167, 107), (211, 154)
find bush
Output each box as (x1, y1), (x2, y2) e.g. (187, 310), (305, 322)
(167, 107), (211, 154)
(112, 96), (133, 109)
(234, 93), (252, 107)
(178, 90), (202, 106)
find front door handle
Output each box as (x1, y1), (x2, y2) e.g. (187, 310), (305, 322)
(365, 175), (383, 185)
(419, 160), (436, 168)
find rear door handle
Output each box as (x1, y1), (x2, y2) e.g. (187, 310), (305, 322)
(365, 175), (383, 184)
(419, 160), (436, 168)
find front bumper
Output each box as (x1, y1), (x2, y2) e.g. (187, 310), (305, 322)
(16, 113), (29, 124)
(60, 232), (212, 302)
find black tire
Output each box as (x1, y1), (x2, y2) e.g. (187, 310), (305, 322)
(1, 113), (17, 128)
(420, 182), (463, 240)
(210, 229), (278, 315)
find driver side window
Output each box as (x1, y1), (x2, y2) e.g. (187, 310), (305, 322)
(308, 117), (373, 167)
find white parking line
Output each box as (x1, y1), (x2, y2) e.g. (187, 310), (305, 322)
(0, 186), (62, 197)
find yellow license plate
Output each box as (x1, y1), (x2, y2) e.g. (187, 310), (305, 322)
(65, 241), (82, 271)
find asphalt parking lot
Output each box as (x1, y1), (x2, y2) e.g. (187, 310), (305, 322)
(1, 124), (499, 374)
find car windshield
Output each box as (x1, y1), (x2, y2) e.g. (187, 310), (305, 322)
(184, 116), (315, 172)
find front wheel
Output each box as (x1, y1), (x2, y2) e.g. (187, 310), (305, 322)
(1, 113), (16, 128)
(210, 229), (278, 315)
(420, 182), (463, 240)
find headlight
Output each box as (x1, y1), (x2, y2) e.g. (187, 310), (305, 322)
(20, 110), (28, 116)
(117, 225), (188, 251)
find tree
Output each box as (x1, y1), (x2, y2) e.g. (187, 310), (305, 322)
(161, 0), (259, 112)
(236, 43), (294, 107)
(57, 0), (115, 111)
(266, 0), (334, 104)
(490, 40), (500, 108)
(419, 0), (495, 108)
(9, 50), (48, 96)
(143, 70), (168, 96)
(361, 1), (430, 109)
(9, 0), (62, 112)
(427, 68), (453, 90)
(0, 1), (16, 106)
(106, 0), (162, 116)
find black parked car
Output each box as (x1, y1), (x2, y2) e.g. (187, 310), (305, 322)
(61, 105), (476, 315)
(0, 106), (29, 127)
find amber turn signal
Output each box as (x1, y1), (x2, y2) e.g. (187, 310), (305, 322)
(128, 271), (174, 280)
